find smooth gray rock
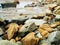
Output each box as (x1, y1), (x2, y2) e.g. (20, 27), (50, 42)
(19, 22), (37, 32)
(48, 31), (60, 42)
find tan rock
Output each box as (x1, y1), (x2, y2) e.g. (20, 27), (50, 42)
(40, 24), (53, 32)
(19, 24), (23, 30)
(41, 43), (48, 45)
(38, 28), (49, 38)
(54, 6), (60, 15)
(15, 37), (21, 41)
(21, 32), (39, 45)
(6, 23), (19, 39)
(50, 22), (60, 28)
(56, 10), (60, 14)
(38, 24), (54, 38)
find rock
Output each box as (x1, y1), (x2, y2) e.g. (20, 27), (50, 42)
(25, 19), (46, 26)
(15, 37), (21, 41)
(19, 22), (37, 33)
(55, 15), (60, 19)
(55, 15), (60, 21)
(40, 43), (50, 45)
(52, 28), (58, 31)
(18, 22), (37, 37)
(10, 39), (16, 43)
(39, 24), (53, 32)
(0, 37), (3, 40)
(39, 39), (51, 45)
(56, 10), (60, 14)
(38, 28), (49, 38)
(53, 6), (60, 15)
(0, 18), (4, 22)
(0, 28), (4, 35)
(19, 25), (23, 30)
(38, 24), (53, 38)
(55, 6), (60, 10)
(57, 26), (60, 30)
(16, 41), (22, 45)
(18, 32), (26, 37)
(6, 23), (19, 39)
(34, 30), (42, 39)
(0, 40), (18, 45)
(21, 32), (39, 45)
(38, 23), (56, 38)
(57, 0), (60, 5)
(11, 19), (27, 25)
(48, 31), (60, 42)
(50, 22), (60, 28)
(2, 34), (8, 39)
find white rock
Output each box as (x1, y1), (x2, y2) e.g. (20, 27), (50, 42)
(25, 19), (46, 25)
(55, 15), (60, 19)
